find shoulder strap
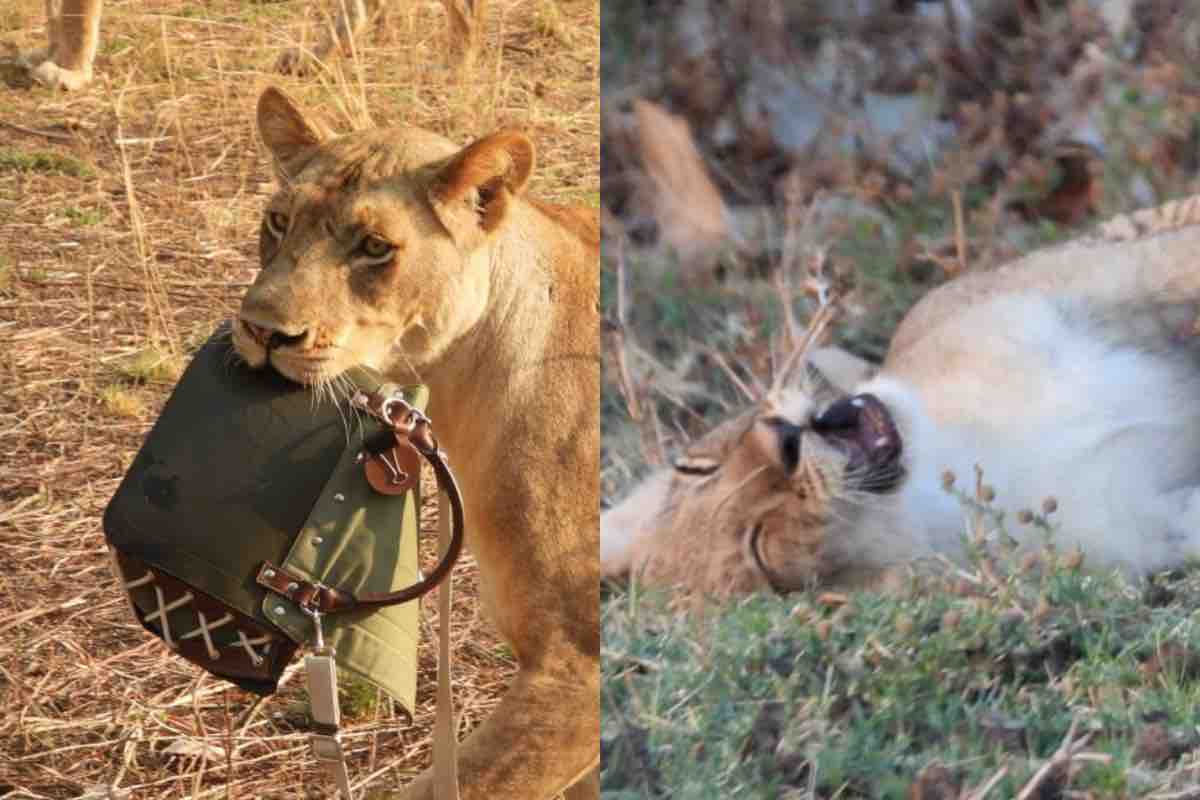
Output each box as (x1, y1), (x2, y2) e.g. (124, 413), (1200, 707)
(433, 489), (461, 798)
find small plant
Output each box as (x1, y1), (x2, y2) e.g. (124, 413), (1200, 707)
(338, 674), (383, 720)
(533, 0), (570, 44)
(0, 148), (93, 177)
(100, 35), (134, 57)
(100, 385), (146, 418)
(62, 206), (105, 226)
(114, 347), (182, 384)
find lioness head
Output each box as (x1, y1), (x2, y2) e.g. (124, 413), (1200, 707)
(232, 87), (536, 385)
(605, 374), (905, 595)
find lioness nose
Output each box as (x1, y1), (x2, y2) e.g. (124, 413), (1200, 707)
(776, 422), (802, 475)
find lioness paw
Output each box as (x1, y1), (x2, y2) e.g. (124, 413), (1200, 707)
(30, 60), (93, 91)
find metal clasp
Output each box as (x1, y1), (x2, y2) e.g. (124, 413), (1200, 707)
(351, 388), (439, 455)
(302, 604), (326, 652)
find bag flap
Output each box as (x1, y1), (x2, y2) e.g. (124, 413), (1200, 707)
(266, 386), (429, 713)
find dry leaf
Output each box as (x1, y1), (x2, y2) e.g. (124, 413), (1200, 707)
(163, 737), (226, 760)
(633, 99), (729, 270)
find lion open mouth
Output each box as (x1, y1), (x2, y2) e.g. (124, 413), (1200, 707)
(812, 393), (904, 492)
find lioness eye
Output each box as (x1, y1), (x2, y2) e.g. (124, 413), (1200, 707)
(359, 235), (396, 263)
(265, 211), (289, 237)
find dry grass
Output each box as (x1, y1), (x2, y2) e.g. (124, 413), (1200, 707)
(0, 0), (598, 797)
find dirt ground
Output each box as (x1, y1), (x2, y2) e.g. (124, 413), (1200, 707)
(0, 1), (598, 797)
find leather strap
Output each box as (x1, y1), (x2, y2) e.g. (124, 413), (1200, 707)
(433, 489), (460, 799)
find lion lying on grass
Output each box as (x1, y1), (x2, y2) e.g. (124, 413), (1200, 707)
(602, 196), (1200, 595)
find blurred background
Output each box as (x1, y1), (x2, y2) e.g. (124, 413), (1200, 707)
(600, 0), (1200, 497)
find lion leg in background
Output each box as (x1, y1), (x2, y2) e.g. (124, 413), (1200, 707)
(274, 0), (373, 74)
(28, 0), (102, 90)
(276, 0), (485, 74)
(440, 0), (486, 61)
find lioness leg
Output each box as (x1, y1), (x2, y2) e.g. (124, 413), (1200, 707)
(274, 0), (374, 74)
(369, 663), (599, 799)
(28, 0), (101, 90)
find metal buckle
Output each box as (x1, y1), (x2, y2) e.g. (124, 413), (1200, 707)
(310, 732), (346, 763)
(301, 604), (326, 650)
(351, 389), (438, 453)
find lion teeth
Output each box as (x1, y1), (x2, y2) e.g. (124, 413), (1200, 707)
(851, 397), (865, 407)
(874, 436), (889, 447)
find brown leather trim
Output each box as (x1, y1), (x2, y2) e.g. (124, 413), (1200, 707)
(114, 552), (297, 694)
(255, 563), (356, 612)
(364, 440), (421, 496)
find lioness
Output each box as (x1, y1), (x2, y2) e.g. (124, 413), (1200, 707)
(235, 88), (598, 798)
(24, 0), (481, 90)
(602, 197), (1200, 595)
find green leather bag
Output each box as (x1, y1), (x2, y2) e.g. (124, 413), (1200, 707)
(104, 330), (460, 712)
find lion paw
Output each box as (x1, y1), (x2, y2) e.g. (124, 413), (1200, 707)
(30, 59), (93, 90)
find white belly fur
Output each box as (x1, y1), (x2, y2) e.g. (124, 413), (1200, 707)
(851, 293), (1200, 575)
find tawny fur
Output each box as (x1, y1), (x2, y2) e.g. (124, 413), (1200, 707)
(237, 87), (598, 800)
(603, 197), (1200, 596)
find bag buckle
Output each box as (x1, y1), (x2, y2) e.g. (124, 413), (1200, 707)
(302, 604), (326, 650)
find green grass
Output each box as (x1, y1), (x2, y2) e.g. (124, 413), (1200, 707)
(112, 347), (182, 384)
(99, 34), (136, 57)
(602, 506), (1200, 798)
(62, 205), (105, 226)
(99, 384), (145, 418)
(0, 147), (93, 177)
(339, 674), (385, 720)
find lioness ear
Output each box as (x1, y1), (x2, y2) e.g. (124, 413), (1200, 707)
(257, 87), (326, 179)
(428, 130), (534, 248)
